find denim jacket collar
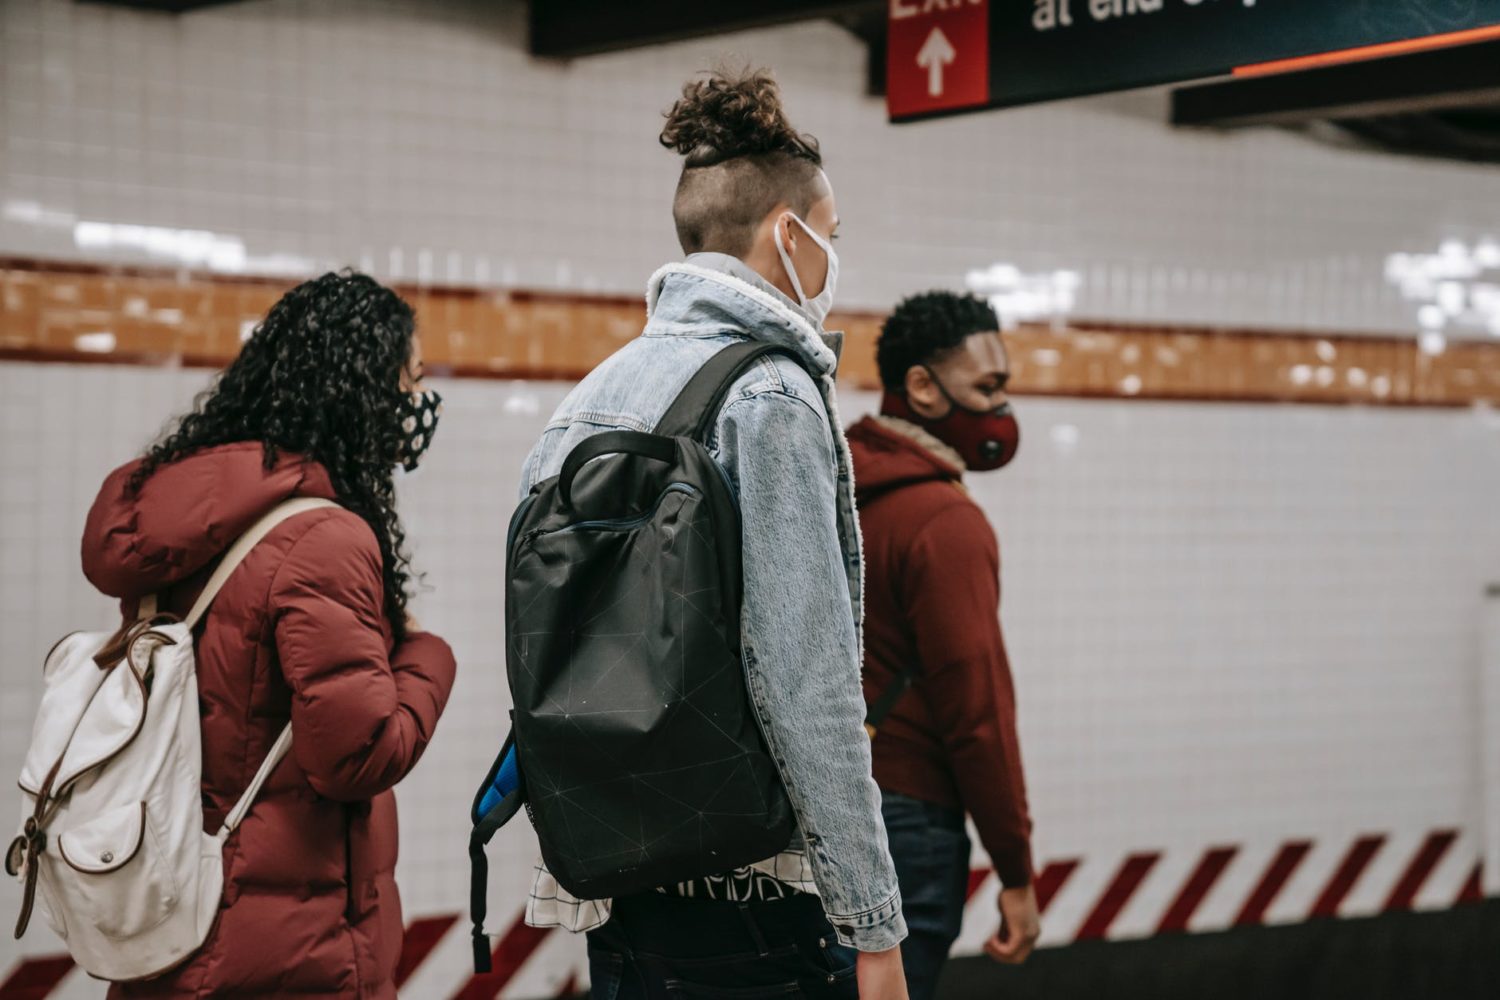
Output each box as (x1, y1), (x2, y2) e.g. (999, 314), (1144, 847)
(645, 258), (838, 378)
(686, 251), (809, 319)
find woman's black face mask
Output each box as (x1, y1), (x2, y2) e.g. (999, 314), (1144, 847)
(397, 389), (442, 472)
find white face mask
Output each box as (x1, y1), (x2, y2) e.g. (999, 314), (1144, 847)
(773, 212), (839, 327)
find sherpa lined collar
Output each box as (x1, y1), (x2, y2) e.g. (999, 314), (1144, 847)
(645, 260), (838, 377)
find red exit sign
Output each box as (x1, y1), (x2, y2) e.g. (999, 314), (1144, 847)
(887, 0), (990, 120)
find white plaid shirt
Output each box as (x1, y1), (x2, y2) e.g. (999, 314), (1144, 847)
(525, 851), (819, 933)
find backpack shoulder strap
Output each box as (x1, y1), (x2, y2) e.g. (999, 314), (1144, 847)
(199, 497), (339, 841)
(181, 497), (341, 629)
(653, 341), (807, 441)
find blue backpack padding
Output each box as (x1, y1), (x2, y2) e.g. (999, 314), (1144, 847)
(477, 743), (519, 819)
(468, 724), (524, 973)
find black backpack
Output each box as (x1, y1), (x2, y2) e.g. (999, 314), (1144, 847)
(468, 342), (799, 971)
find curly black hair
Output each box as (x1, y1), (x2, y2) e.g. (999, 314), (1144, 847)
(130, 271), (417, 641)
(877, 291), (1002, 391)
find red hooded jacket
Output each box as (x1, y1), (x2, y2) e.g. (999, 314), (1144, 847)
(81, 443), (456, 999)
(848, 416), (1033, 888)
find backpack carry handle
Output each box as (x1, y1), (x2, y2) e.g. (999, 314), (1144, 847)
(558, 430), (677, 507)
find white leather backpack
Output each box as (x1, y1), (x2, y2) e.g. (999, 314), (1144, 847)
(6, 497), (337, 982)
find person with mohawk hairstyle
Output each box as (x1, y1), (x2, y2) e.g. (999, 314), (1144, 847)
(516, 69), (909, 1000)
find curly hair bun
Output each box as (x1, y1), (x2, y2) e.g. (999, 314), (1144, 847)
(660, 69), (821, 168)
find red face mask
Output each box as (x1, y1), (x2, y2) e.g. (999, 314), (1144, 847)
(880, 369), (1020, 471)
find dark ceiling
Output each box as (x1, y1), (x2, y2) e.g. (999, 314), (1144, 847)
(1335, 108), (1500, 164)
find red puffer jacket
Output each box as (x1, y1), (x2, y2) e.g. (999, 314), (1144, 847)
(80, 442), (457, 999)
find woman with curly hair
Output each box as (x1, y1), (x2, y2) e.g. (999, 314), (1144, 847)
(81, 271), (457, 999)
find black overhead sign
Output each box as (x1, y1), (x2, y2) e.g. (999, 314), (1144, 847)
(896, 0), (1500, 121)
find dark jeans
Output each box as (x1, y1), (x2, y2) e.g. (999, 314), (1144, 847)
(881, 790), (972, 1000)
(587, 890), (859, 999)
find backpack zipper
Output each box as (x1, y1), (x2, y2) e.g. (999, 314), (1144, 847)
(506, 494), (538, 555)
(532, 483), (699, 540)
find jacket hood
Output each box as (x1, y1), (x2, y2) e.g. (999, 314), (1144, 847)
(847, 416), (963, 505)
(644, 261), (838, 378)
(82, 442), (337, 599)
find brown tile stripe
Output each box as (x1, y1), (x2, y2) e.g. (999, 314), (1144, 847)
(2, 258), (1498, 406)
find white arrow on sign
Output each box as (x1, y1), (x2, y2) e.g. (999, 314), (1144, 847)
(916, 26), (957, 97)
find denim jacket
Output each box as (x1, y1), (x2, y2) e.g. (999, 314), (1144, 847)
(518, 254), (906, 952)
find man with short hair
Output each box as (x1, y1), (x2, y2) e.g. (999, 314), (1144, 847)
(848, 291), (1041, 1000)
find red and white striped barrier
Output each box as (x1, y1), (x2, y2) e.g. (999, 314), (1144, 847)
(2, 829), (1486, 999)
(955, 828), (1483, 955)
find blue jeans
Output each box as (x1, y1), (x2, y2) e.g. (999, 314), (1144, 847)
(881, 791), (972, 1000)
(587, 890), (859, 999)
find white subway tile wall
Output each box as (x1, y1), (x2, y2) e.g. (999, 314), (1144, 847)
(4, 0), (1500, 335)
(1, 361), (1497, 991)
(5, 0), (1500, 992)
